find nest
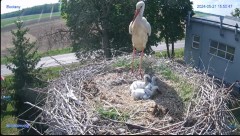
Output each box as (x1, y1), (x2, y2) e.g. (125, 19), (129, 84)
(24, 53), (240, 135)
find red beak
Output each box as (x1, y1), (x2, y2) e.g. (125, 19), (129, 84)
(1, 76), (4, 81)
(132, 8), (141, 22)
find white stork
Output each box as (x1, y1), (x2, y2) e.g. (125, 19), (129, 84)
(131, 86), (159, 100)
(129, 0), (151, 78)
(130, 74), (151, 93)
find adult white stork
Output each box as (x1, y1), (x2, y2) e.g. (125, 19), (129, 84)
(129, 0), (151, 78)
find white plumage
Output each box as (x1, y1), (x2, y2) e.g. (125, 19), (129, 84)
(130, 75), (160, 100)
(131, 88), (150, 100)
(130, 74), (151, 93)
(131, 86), (159, 100)
(129, 1), (151, 76)
(129, 1), (151, 51)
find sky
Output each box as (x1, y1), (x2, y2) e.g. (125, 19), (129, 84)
(190, 0), (240, 16)
(1, 0), (59, 14)
(1, 0), (240, 16)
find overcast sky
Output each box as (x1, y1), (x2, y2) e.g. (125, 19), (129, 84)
(1, 0), (239, 16)
(191, 0), (240, 16)
(1, 0), (59, 14)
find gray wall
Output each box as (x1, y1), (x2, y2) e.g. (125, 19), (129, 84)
(184, 20), (240, 83)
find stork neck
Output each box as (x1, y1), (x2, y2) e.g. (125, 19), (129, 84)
(136, 7), (144, 20)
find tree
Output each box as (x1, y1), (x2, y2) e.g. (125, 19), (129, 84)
(6, 19), (45, 114)
(61, 0), (144, 58)
(6, 19), (43, 100)
(145, 0), (193, 58)
(231, 8), (240, 18)
(61, 0), (193, 59)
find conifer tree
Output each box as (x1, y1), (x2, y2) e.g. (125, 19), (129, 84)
(6, 19), (43, 102)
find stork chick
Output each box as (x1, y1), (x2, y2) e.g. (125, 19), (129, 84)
(131, 86), (159, 100)
(131, 88), (150, 100)
(145, 76), (158, 90)
(130, 74), (151, 94)
(144, 86), (160, 99)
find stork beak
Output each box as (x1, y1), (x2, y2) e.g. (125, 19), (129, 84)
(132, 7), (141, 22)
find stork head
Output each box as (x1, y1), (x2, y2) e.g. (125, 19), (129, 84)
(144, 74), (151, 84)
(151, 76), (158, 86)
(132, 1), (145, 22)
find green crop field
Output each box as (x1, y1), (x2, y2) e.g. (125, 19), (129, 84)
(1, 12), (61, 28)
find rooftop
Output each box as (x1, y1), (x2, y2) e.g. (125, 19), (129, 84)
(191, 12), (239, 30)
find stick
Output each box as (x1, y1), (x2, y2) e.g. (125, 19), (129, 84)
(24, 121), (43, 135)
(130, 130), (152, 135)
(102, 117), (169, 134)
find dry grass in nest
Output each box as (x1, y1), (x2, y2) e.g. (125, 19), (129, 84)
(23, 53), (240, 135)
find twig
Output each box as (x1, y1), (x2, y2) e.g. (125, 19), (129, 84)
(24, 121), (43, 135)
(102, 117), (169, 134)
(130, 130), (152, 135)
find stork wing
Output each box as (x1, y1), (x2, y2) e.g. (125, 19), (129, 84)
(146, 21), (151, 36)
(129, 21), (133, 35)
(142, 17), (151, 36)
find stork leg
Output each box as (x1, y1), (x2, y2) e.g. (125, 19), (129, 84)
(131, 48), (136, 73)
(139, 49), (144, 78)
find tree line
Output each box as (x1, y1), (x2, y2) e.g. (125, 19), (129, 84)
(61, 0), (193, 59)
(1, 3), (60, 19)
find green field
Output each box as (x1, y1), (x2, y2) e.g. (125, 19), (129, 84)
(1, 12), (61, 28)
(155, 48), (184, 58)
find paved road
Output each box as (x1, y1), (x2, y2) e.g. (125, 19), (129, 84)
(151, 40), (185, 51)
(1, 40), (185, 76)
(1, 53), (79, 76)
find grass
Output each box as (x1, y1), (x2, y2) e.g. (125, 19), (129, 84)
(155, 48), (184, 58)
(1, 12), (61, 28)
(155, 64), (195, 102)
(1, 66), (64, 86)
(1, 58), (9, 65)
(97, 107), (129, 122)
(1, 47), (73, 65)
(39, 47), (73, 57)
(112, 57), (137, 69)
(1, 103), (19, 135)
(40, 66), (64, 81)
(160, 67), (179, 82)
(112, 56), (153, 71)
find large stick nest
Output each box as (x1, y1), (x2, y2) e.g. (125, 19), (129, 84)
(27, 51), (240, 135)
